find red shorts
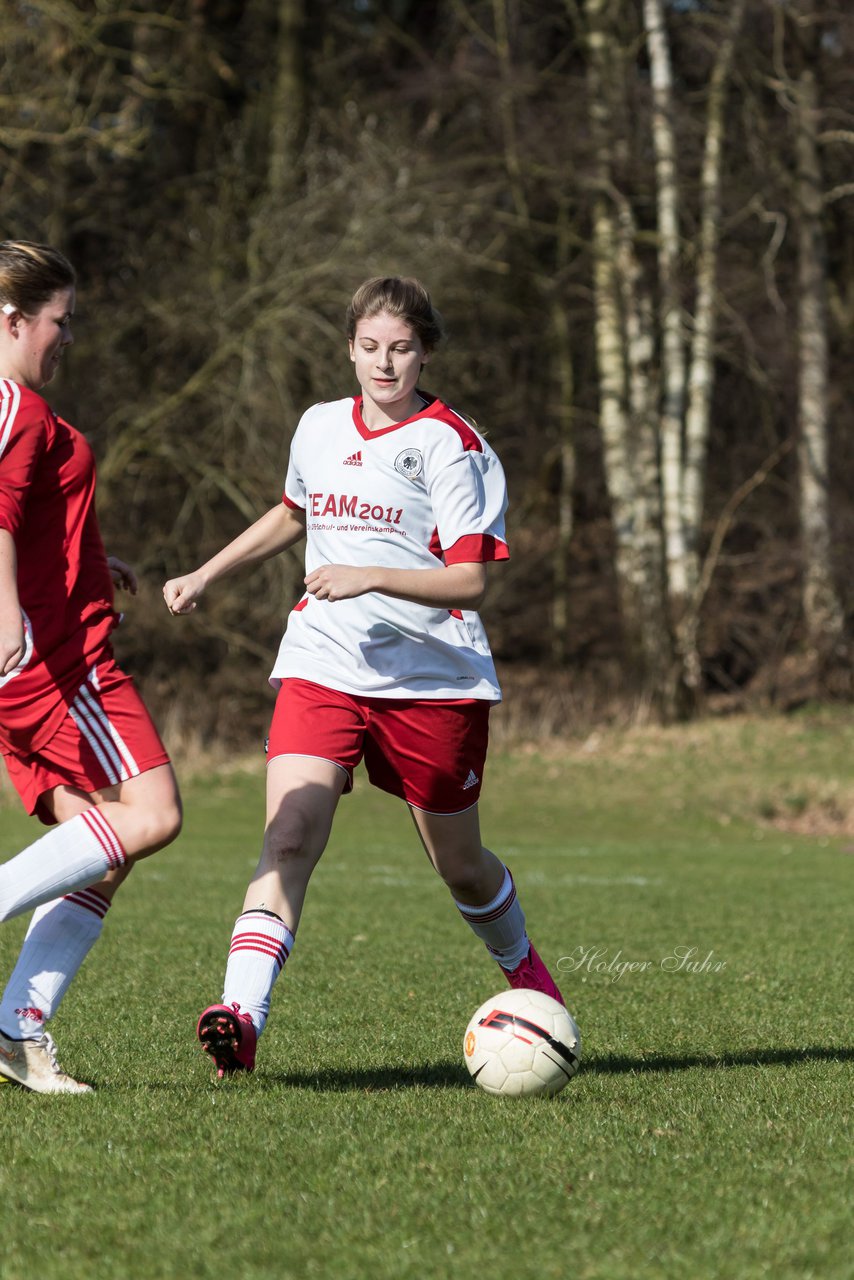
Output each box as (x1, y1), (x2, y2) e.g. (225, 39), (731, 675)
(2, 656), (170, 825)
(267, 679), (491, 815)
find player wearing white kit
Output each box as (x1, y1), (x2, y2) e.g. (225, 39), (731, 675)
(274, 392), (508, 705)
(164, 276), (564, 1078)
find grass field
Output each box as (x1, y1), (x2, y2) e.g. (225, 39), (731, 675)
(0, 710), (851, 1280)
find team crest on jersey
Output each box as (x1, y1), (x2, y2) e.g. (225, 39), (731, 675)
(394, 448), (423, 480)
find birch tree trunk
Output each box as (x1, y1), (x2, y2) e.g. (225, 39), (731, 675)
(643, 0), (686, 604)
(586, 0), (681, 717)
(678, 0), (747, 684)
(640, 0), (746, 699)
(792, 66), (846, 663)
(584, 0), (749, 716)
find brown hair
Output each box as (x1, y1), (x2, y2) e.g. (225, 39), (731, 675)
(346, 276), (445, 352)
(0, 240), (76, 314)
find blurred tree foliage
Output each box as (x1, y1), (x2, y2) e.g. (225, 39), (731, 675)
(1, 0), (852, 741)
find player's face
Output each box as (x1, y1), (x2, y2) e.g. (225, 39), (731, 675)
(5, 287), (75, 389)
(349, 311), (430, 426)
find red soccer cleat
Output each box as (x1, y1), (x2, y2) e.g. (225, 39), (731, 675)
(504, 944), (565, 1006)
(196, 1003), (257, 1078)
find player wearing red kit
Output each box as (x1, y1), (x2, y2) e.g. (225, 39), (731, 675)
(164, 276), (564, 1079)
(0, 379), (161, 794)
(0, 241), (182, 1093)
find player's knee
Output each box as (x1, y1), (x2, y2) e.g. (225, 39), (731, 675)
(130, 795), (183, 855)
(435, 839), (498, 897)
(262, 814), (314, 865)
(156, 796), (183, 846)
(439, 858), (488, 900)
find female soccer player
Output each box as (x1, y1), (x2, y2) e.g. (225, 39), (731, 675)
(163, 276), (563, 1078)
(0, 240), (182, 1093)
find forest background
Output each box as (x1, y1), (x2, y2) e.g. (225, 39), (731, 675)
(2, 0), (853, 750)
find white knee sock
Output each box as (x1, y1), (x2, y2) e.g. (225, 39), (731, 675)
(221, 909), (294, 1036)
(0, 888), (110, 1039)
(455, 865), (530, 971)
(0, 810), (125, 923)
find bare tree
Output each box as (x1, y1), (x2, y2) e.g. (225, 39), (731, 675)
(581, 0), (749, 717)
(667, 0), (747, 687)
(584, 0), (680, 716)
(769, 1), (847, 672)
(1, 0), (851, 736)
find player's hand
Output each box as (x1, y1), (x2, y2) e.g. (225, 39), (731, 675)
(107, 556), (138, 595)
(0, 612), (26, 677)
(163, 572), (206, 615)
(304, 564), (373, 602)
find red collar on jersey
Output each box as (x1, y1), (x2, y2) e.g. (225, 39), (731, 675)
(351, 391), (441, 440)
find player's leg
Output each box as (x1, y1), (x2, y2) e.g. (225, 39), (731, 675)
(409, 801), (502, 902)
(0, 663), (181, 923)
(409, 802), (529, 963)
(0, 669), (181, 1092)
(0, 784), (131, 1047)
(0, 763), (181, 923)
(362, 696), (564, 1003)
(197, 679), (362, 1076)
(245, 752), (348, 925)
(0, 774), (175, 1094)
(410, 803), (564, 1003)
(197, 753), (348, 1077)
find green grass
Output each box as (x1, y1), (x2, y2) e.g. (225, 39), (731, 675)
(0, 710), (851, 1280)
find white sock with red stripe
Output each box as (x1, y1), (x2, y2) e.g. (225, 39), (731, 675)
(0, 888), (110, 1039)
(221, 909), (294, 1036)
(0, 810), (126, 923)
(454, 865), (530, 971)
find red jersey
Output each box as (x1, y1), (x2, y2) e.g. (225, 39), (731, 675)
(0, 379), (118, 754)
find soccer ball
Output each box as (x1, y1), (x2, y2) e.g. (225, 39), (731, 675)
(463, 988), (581, 1097)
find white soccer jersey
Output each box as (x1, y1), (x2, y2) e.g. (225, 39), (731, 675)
(270, 393), (510, 700)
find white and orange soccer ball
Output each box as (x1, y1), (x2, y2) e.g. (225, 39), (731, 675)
(463, 989), (581, 1097)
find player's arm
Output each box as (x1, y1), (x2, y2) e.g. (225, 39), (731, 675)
(304, 561), (489, 611)
(0, 402), (46, 671)
(163, 503), (306, 615)
(0, 528), (25, 676)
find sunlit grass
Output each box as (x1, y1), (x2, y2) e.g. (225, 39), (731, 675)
(0, 712), (851, 1279)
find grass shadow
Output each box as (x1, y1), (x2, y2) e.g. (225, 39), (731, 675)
(257, 1044), (853, 1091)
(262, 1059), (470, 1092)
(104, 1045), (852, 1095)
(586, 1045), (853, 1075)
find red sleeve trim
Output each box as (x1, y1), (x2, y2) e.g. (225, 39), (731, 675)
(432, 404), (484, 452)
(443, 534), (510, 565)
(282, 494), (304, 511)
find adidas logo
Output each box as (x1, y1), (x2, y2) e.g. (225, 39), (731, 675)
(343, 450), (362, 466)
(462, 769), (479, 790)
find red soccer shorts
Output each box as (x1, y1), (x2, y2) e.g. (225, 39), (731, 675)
(267, 678), (492, 815)
(2, 656), (170, 825)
